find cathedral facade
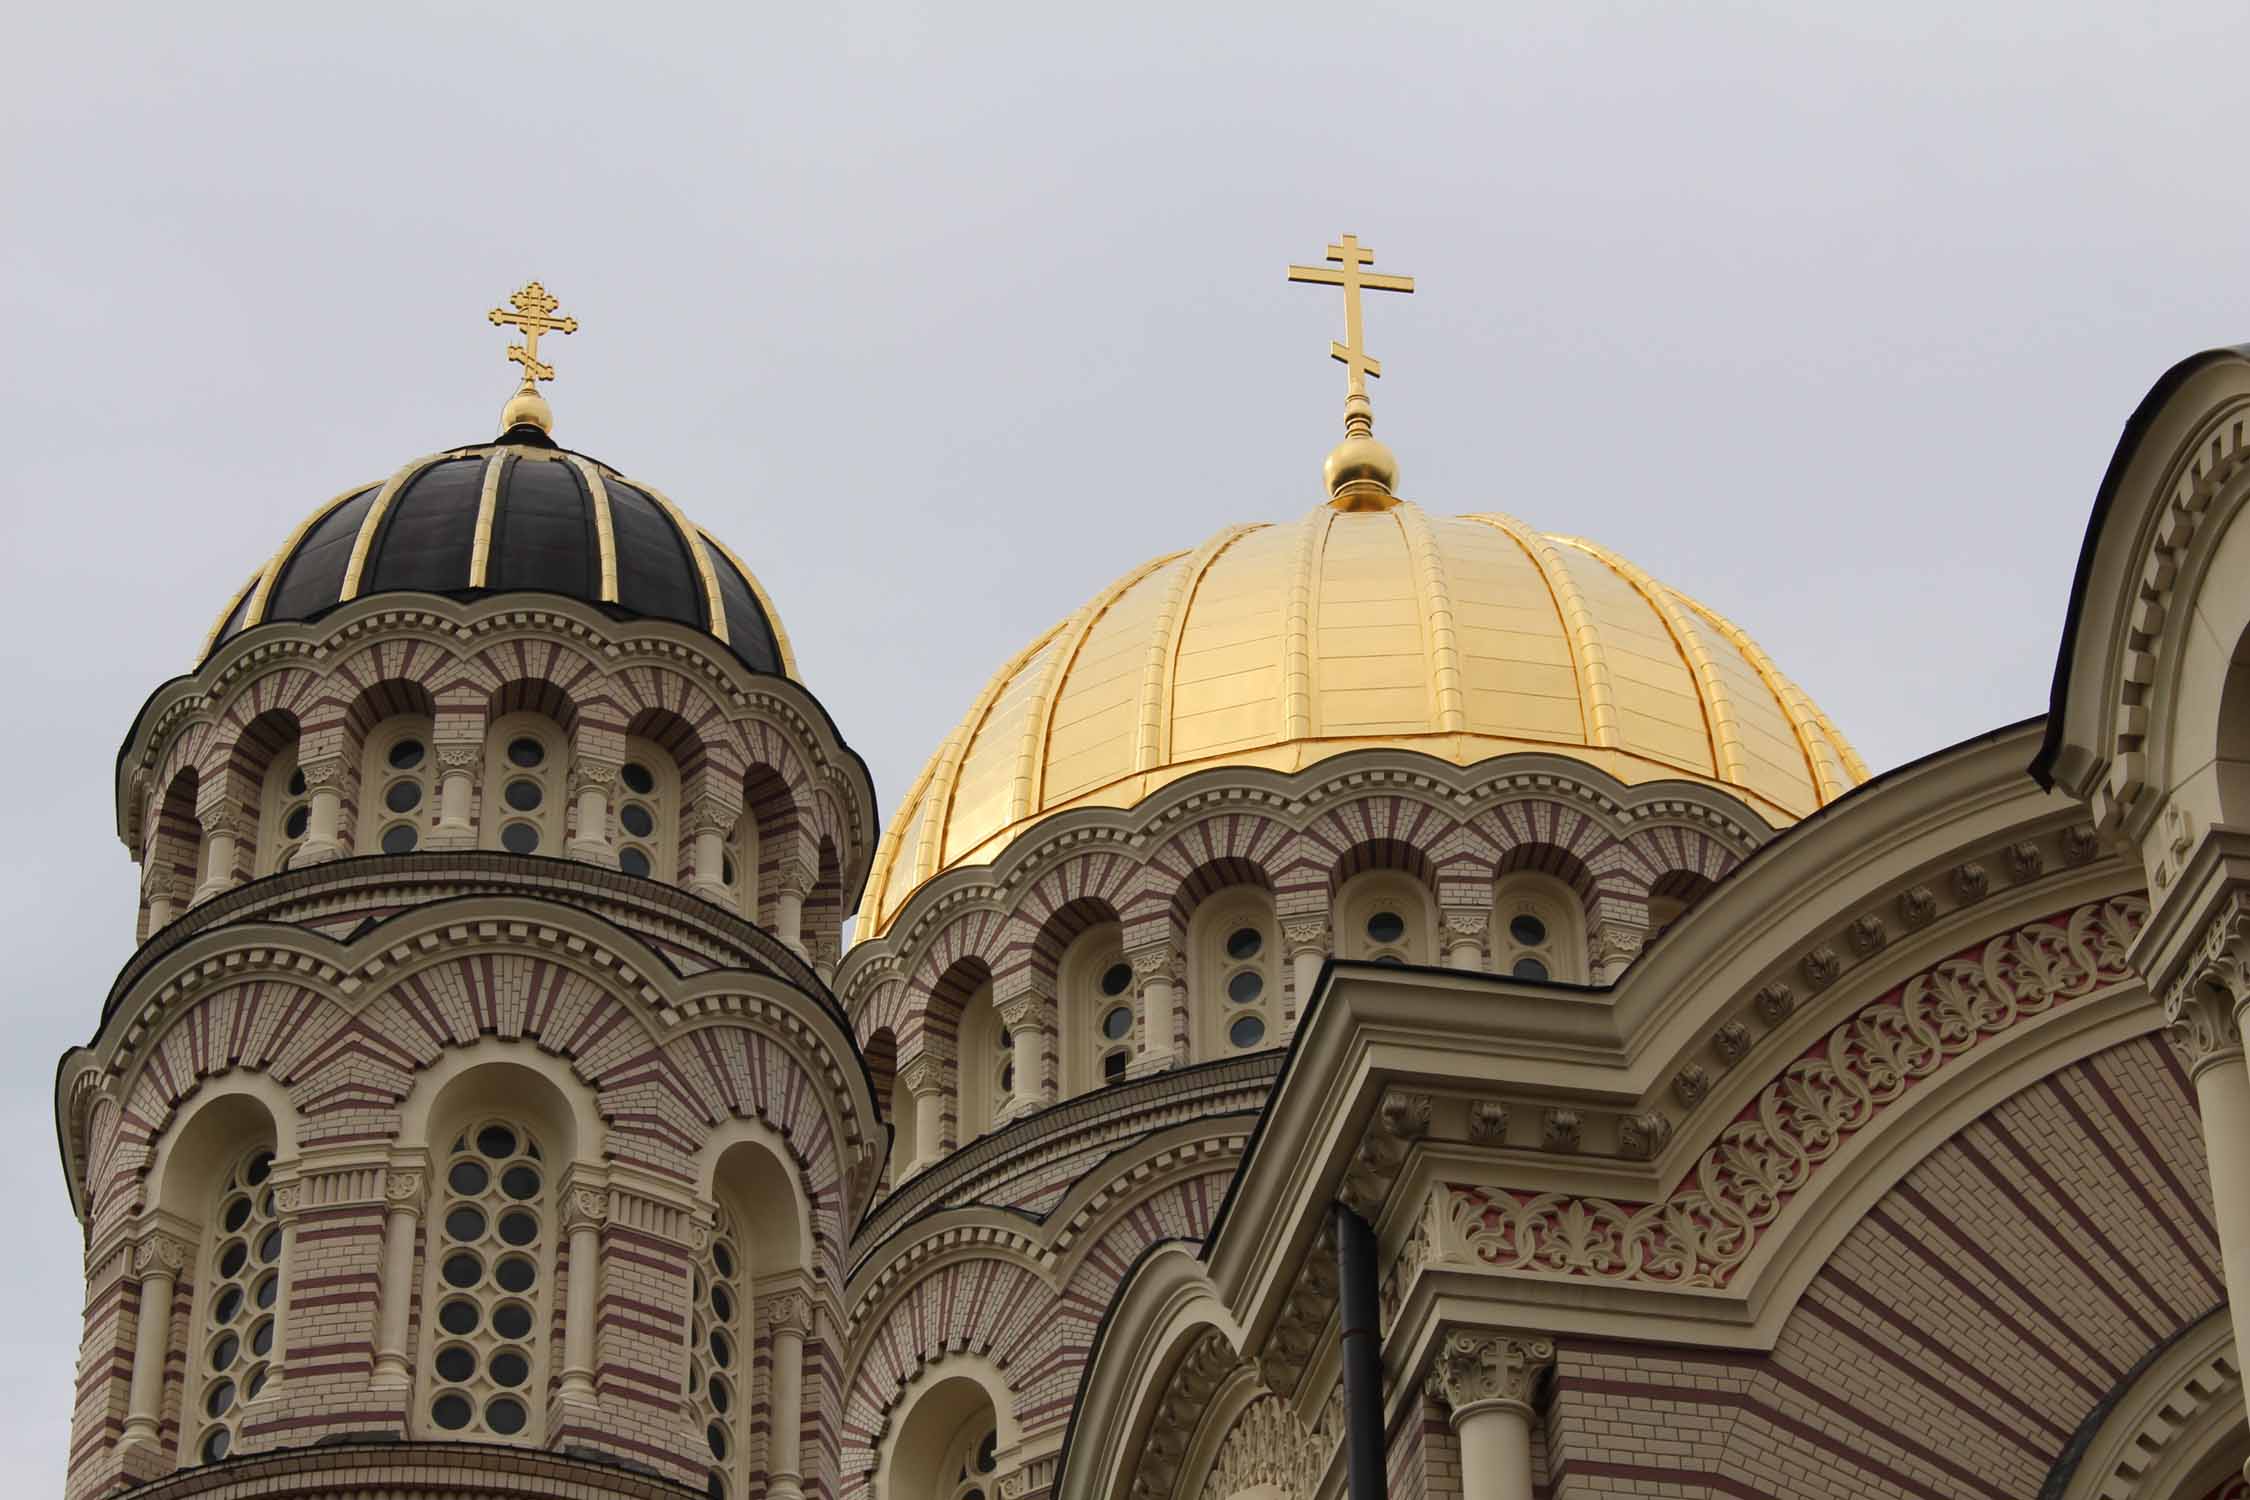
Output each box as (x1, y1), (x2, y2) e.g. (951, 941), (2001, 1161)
(52, 277), (2250, 1500)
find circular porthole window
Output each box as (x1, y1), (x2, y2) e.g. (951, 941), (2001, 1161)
(620, 803), (655, 838)
(1229, 1015), (1266, 1048)
(1226, 970), (1264, 1004)
(619, 847), (652, 878)
(287, 767), (307, 797)
(507, 738), (544, 768)
(1225, 927), (1263, 961)
(1367, 911), (1406, 945)
(1509, 913), (1547, 947)
(283, 805), (310, 839)
(388, 739), (426, 771)
(503, 779), (542, 812)
(1100, 962), (1133, 997)
(1512, 956), (1549, 981)
(1102, 1005), (1132, 1040)
(381, 822), (418, 855)
(500, 822), (539, 855)
(621, 762), (655, 796)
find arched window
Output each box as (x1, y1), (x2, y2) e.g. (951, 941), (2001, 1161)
(1646, 870), (1716, 941)
(613, 738), (679, 882)
(254, 747), (310, 876)
(358, 717), (435, 855)
(1335, 872), (1433, 965)
(688, 1202), (747, 1497)
(880, 1372), (1005, 1500)
(941, 1418), (1001, 1500)
(185, 1146), (283, 1464)
(1194, 887), (1279, 1058)
(1058, 925), (1132, 1095)
(956, 982), (1011, 1142)
(421, 1119), (551, 1442)
(1492, 873), (1586, 982)
(482, 713), (567, 858)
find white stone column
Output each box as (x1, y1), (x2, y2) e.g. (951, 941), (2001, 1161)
(192, 811), (244, 906)
(1281, 918), (1328, 1022)
(2167, 900), (2250, 1437)
(121, 1232), (189, 1450)
(1429, 1330), (1554, 1500)
(996, 989), (1053, 1115)
(567, 763), (618, 864)
(765, 1289), (812, 1500)
(1130, 951), (1181, 1072)
(297, 757), (347, 864)
(558, 1183), (606, 1404)
(140, 862), (176, 937)
(426, 746), (480, 850)
(1443, 910), (1488, 971)
(898, 1054), (947, 1174)
(688, 804), (734, 905)
(371, 1165), (425, 1389)
(775, 858), (816, 956)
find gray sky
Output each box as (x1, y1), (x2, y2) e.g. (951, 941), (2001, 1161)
(4, 1), (2243, 1484)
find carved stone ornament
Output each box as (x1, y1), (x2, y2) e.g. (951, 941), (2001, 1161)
(2165, 894), (2250, 1077)
(1800, 946), (1842, 990)
(1200, 1395), (1320, 1500)
(2064, 823), (2102, 866)
(198, 809), (249, 841)
(1897, 885), (1937, 929)
(562, 1187), (610, 1231)
(133, 1231), (190, 1276)
(1444, 898), (2144, 1289)
(1129, 948), (1174, 985)
(1847, 913), (1887, 957)
(1257, 1220), (1339, 1398)
(385, 1170), (424, 1203)
(1673, 1064), (1710, 1108)
(297, 756), (347, 787)
(1426, 1330), (1556, 1418)
(1541, 1108), (1581, 1153)
(894, 1052), (947, 1095)
(1135, 1328), (1245, 1500)
(1442, 909), (1490, 942)
(1339, 1089), (1432, 1218)
(776, 856), (819, 899)
(271, 1182), (303, 1214)
(687, 801), (736, 838)
(568, 760), (621, 796)
(1618, 1110), (1673, 1161)
(994, 989), (1051, 1034)
(1953, 861), (1989, 902)
(2008, 840), (2046, 882)
(1467, 1099), (1510, 1144)
(1281, 917), (1330, 956)
(1754, 982), (1795, 1025)
(435, 744), (481, 773)
(764, 1289), (814, 1336)
(1712, 1019), (1752, 1064)
(1588, 925), (1643, 971)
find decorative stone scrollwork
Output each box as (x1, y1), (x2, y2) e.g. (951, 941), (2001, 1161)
(1754, 982), (1795, 1024)
(1446, 897), (2144, 1288)
(1712, 1020), (1751, 1063)
(297, 755), (347, 787)
(687, 801), (735, 838)
(776, 857), (819, 900)
(1953, 861), (1989, 902)
(568, 760), (620, 795)
(1800, 946), (1842, 989)
(1340, 1089), (1431, 1217)
(1672, 1064), (1710, 1107)
(1618, 1111), (1673, 1161)
(1258, 1221), (1338, 1398)
(1897, 885), (1937, 929)
(1426, 1330), (1555, 1418)
(1200, 1395), (1320, 1500)
(2064, 823), (2102, 865)
(1541, 1108), (1581, 1153)
(764, 1289), (814, 1336)
(1467, 1099), (1509, 1144)
(1133, 1328), (1244, 1500)
(1281, 918), (1330, 957)
(271, 1182), (303, 1214)
(895, 1052), (947, 1096)
(561, 1187), (609, 1232)
(385, 1169), (423, 1202)
(132, 1231), (189, 1276)
(2165, 894), (2250, 1077)
(2008, 840), (2046, 882)
(434, 744), (481, 773)
(1588, 925), (1643, 974)
(1442, 910), (1489, 942)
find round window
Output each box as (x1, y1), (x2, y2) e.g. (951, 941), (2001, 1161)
(500, 822), (539, 855)
(1101, 1050), (1128, 1082)
(721, 854), (737, 886)
(504, 779), (542, 812)
(619, 847), (652, 878)
(621, 762), (656, 795)
(620, 802), (655, 838)
(381, 823), (418, 855)
(388, 739), (426, 771)
(1100, 961), (1133, 997)
(507, 737), (545, 768)
(1512, 956), (1550, 981)
(1226, 969), (1264, 1004)
(1229, 1015), (1267, 1049)
(1225, 926), (1263, 961)
(286, 767), (307, 798)
(1102, 1005), (1133, 1041)
(384, 778), (422, 814)
(1367, 911), (1406, 945)
(283, 805), (310, 839)
(1509, 913), (1548, 947)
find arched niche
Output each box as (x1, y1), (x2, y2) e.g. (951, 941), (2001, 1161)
(877, 1356), (1021, 1500)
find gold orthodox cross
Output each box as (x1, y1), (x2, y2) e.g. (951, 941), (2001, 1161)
(488, 281), (578, 387)
(1287, 235), (1414, 399)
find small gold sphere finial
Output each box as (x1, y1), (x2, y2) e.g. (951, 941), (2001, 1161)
(487, 281), (578, 435)
(1324, 392), (1399, 510)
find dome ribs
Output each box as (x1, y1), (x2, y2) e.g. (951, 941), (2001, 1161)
(1457, 512), (1619, 749)
(1014, 551), (1176, 824)
(1675, 589), (1862, 806)
(1135, 526), (1258, 773)
(1281, 508), (1333, 740)
(336, 453), (446, 604)
(1394, 503), (1466, 733)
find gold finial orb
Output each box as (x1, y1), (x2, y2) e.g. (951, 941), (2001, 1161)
(1324, 393), (1399, 509)
(487, 281), (578, 435)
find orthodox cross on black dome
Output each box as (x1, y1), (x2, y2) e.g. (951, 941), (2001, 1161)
(487, 281), (578, 434)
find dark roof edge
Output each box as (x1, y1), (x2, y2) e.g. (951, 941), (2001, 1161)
(2031, 343), (2250, 788)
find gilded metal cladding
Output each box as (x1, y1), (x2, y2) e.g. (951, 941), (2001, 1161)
(863, 501), (1870, 933)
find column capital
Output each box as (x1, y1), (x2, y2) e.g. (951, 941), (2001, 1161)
(775, 856), (819, 899)
(569, 760), (621, 795)
(132, 1230), (191, 1277)
(687, 800), (736, 838)
(995, 988), (1052, 1033)
(2168, 893), (2250, 1076)
(896, 1052), (947, 1096)
(765, 1288), (815, 1336)
(1426, 1330), (1555, 1421)
(1281, 917), (1330, 958)
(434, 744), (481, 774)
(298, 754), (349, 787)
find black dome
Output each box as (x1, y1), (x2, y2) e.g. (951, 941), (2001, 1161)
(204, 429), (792, 676)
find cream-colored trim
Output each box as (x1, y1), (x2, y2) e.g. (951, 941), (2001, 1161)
(2060, 1305), (2240, 1500)
(466, 451), (508, 589)
(1556, 534), (1741, 786)
(1015, 552), (1174, 821)
(1459, 513), (1619, 748)
(1279, 509), (1335, 741)
(1135, 528), (1257, 772)
(338, 454), (443, 602)
(237, 480), (373, 631)
(698, 527), (801, 680)
(562, 455), (619, 603)
(1393, 503), (1464, 732)
(631, 479), (728, 642)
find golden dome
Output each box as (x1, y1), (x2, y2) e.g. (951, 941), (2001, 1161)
(862, 502), (1868, 933)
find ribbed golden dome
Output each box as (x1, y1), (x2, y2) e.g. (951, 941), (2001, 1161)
(861, 502), (1868, 933)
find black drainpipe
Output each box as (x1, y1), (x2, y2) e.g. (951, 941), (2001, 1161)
(1333, 1201), (1389, 1500)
